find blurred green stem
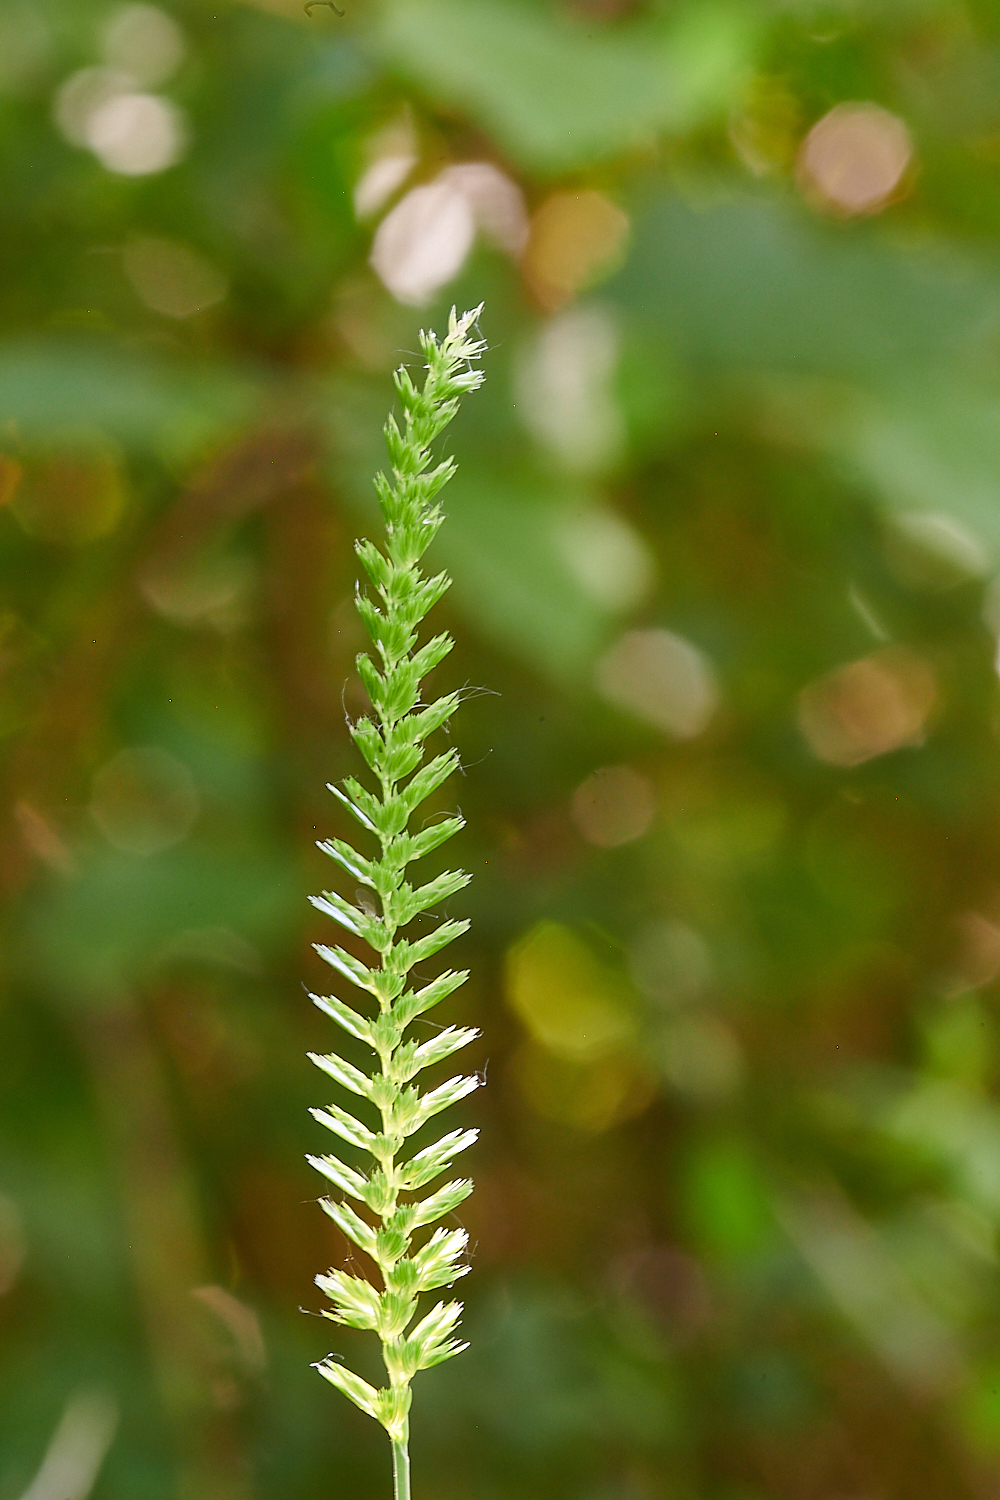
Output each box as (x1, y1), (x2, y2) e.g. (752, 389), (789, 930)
(392, 1436), (410, 1500)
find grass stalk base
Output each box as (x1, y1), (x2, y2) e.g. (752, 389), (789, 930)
(392, 1438), (411, 1500)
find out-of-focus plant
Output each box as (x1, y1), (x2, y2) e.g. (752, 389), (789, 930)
(305, 307), (486, 1500)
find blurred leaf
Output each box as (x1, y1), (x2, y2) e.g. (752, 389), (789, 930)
(960, 1354), (1000, 1454)
(440, 470), (616, 683)
(778, 1187), (962, 1396)
(0, 340), (263, 464)
(819, 381), (1000, 548)
(750, 373), (1000, 555)
(24, 848), (297, 995)
(680, 1138), (774, 1260)
(610, 193), (1000, 381)
(374, 0), (759, 172)
(884, 1081), (1000, 1220)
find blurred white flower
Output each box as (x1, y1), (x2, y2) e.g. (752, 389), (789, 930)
(100, 4), (185, 88)
(596, 629), (720, 739)
(370, 178), (475, 306)
(353, 115), (419, 219)
(54, 67), (133, 146)
(54, 62), (186, 175)
(554, 505), (655, 611)
(370, 163), (526, 306)
(85, 91), (185, 175)
(438, 162), (528, 255)
(354, 153), (418, 219)
(516, 304), (624, 473)
(798, 103), (913, 217)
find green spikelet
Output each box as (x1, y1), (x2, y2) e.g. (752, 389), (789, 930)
(307, 307), (486, 1496)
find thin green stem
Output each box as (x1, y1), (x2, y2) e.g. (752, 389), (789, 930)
(392, 1436), (411, 1500)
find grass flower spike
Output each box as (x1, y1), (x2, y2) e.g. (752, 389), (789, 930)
(307, 306), (487, 1500)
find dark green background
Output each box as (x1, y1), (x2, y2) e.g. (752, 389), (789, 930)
(5, 2), (1000, 1497)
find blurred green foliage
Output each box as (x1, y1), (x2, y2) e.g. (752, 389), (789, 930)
(5, 2), (1000, 1499)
